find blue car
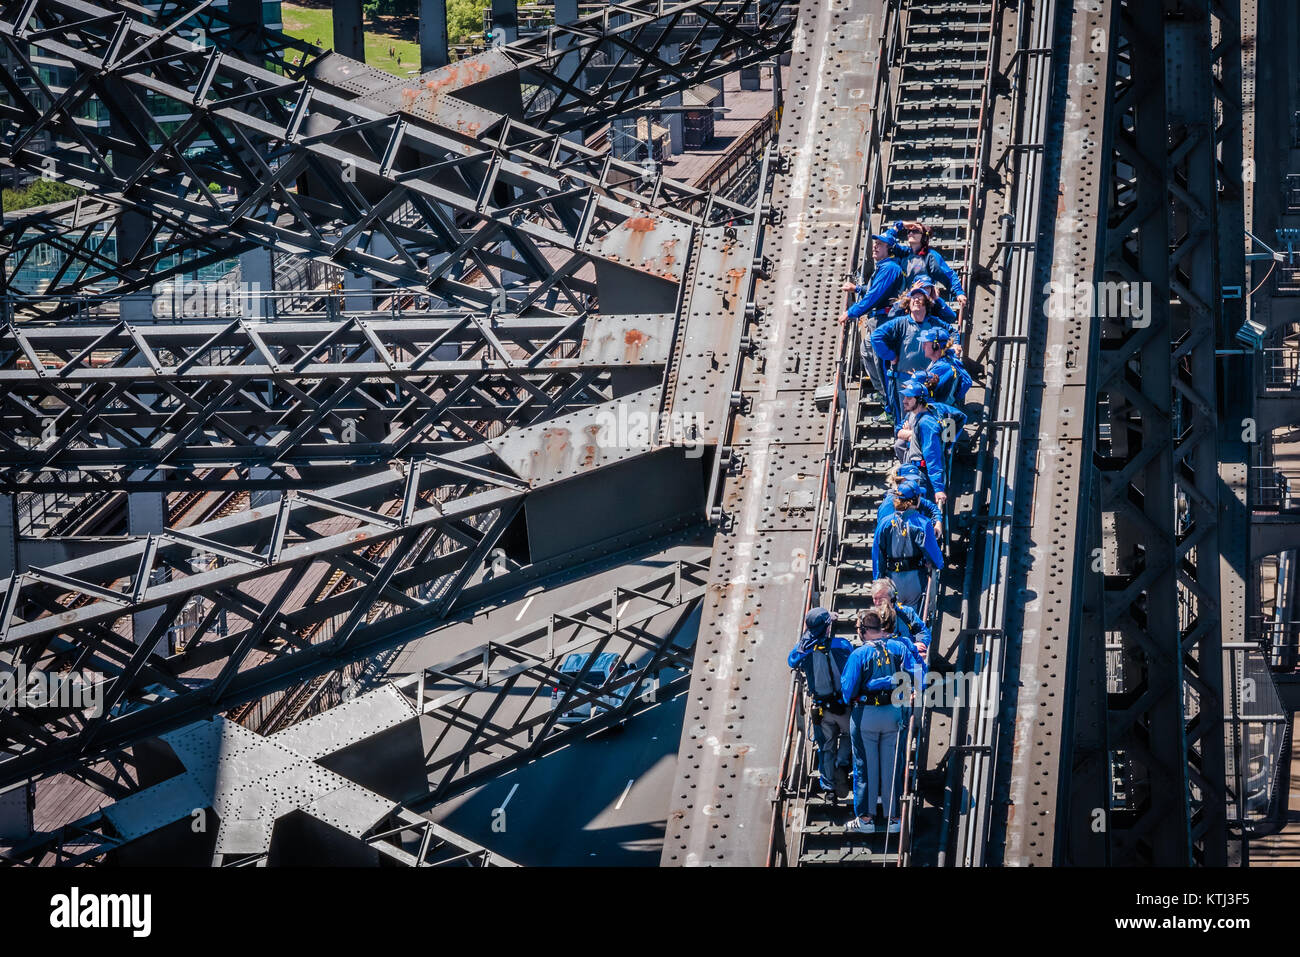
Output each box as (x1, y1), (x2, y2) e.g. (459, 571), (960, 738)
(550, 652), (634, 725)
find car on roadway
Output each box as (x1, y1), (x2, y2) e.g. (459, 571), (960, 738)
(550, 651), (634, 725)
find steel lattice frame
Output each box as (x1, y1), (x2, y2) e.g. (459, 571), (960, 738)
(487, 0), (796, 134)
(0, 194), (255, 321)
(0, 0), (786, 817)
(395, 553), (709, 807)
(0, 0), (781, 317)
(0, 447), (528, 786)
(0, 313), (668, 487)
(1, 554), (707, 866)
(1089, 0), (1227, 865)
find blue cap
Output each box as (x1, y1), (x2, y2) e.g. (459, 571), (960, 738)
(898, 463), (922, 478)
(896, 481), (920, 499)
(918, 327), (951, 345)
(900, 381), (929, 398)
(870, 233), (895, 245)
(804, 606), (832, 637)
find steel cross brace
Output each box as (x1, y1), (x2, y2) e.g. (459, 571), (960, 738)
(0, 0), (760, 316)
(0, 312), (669, 485)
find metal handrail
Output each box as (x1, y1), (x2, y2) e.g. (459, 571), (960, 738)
(1262, 345), (1300, 390)
(766, 0), (902, 866)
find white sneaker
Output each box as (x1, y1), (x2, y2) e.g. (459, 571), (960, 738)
(844, 817), (876, 834)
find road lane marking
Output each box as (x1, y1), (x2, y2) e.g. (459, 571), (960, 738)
(497, 782), (520, 811)
(514, 595), (536, 622)
(615, 778), (634, 811)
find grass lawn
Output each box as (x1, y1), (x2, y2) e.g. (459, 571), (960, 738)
(280, 3), (424, 77)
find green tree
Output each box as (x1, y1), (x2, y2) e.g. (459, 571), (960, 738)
(447, 0), (487, 43)
(2, 177), (82, 213)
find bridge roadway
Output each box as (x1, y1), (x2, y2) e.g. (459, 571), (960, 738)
(661, 0), (884, 866)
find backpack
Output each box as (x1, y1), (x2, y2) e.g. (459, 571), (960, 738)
(882, 513), (924, 575)
(806, 637), (845, 710)
(858, 640), (900, 705)
(950, 356), (973, 402)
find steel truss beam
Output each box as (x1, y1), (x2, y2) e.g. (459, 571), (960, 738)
(0, 0), (776, 317)
(0, 0), (777, 841)
(1085, 0), (1227, 865)
(351, 810), (516, 867)
(393, 553), (708, 807)
(0, 312), (669, 486)
(0, 552), (706, 864)
(0, 386), (718, 791)
(663, 0), (869, 867)
(0, 194), (254, 321)
(500, 0), (796, 134)
(0, 447), (529, 788)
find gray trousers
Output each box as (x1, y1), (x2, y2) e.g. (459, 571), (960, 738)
(888, 568), (927, 610)
(811, 704), (852, 792)
(857, 315), (888, 398)
(850, 702), (904, 819)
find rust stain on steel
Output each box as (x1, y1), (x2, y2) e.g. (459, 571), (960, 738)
(728, 267), (747, 298)
(657, 236), (679, 272)
(625, 217), (658, 232)
(623, 328), (648, 362)
(580, 423), (601, 467)
(531, 427), (572, 475)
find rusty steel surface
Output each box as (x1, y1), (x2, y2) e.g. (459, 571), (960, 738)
(663, 223), (764, 445)
(585, 213), (696, 285)
(484, 389), (661, 488)
(576, 312), (677, 366)
(661, 0), (881, 866)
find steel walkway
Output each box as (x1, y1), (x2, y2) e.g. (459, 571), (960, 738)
(661, 0), (883, 866)
(779, 0), (997, 867)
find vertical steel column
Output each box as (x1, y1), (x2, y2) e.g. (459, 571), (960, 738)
(420, 0), (450, 70)
(1095, 0), (1188, 865)
(0, 494), (14, 577)
(491, 0), (519, 44)
(1210, 0), (1252, 860)
(334, 0), (366, 62)
(105, 75), (155, 323)
(1165, 0), (1227, 865)
(127, 485), (167, 652)
(555, 0), (583, 144)
(1088, 0), (1229, 865)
